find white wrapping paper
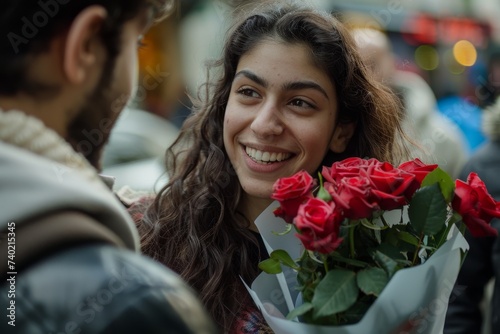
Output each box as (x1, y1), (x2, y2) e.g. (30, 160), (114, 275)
(244, 201), (469, 334)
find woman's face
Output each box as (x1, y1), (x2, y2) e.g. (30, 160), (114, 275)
(223, 39), (352, 207)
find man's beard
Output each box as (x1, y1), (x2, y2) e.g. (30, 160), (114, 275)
(67, 58), (131, 171)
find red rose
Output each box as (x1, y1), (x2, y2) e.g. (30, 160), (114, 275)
(399, 158), (438, 183)
(326, 178), (379, 220)
(452, 173), (500, 237)
(272, 170), (314, 224)
(399, 158), (438, 198)
(322, 157), (381, 184)
(294, 198), (343, 254)
(323, 158), (416, 212)
(367, 165), (416, 210)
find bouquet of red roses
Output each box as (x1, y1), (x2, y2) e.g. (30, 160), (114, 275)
(245, 157), (499, 334)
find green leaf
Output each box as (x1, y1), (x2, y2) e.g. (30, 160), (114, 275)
(397, 231), (420, 247)
(355, 225), (382, 258)
(408, 183), (448, 235)
(258, 258), (282, 274)
(449, 211), (463, 226)
(382, 227), (400, 246)
(312, 269), (358, 319)
(270, 249), (299, 269)
(286, 302), (314, 320)
(356, 267), (389, 297)
(421, 167), (455, 203)
(373, 250), (399, 277)
(377, 243), (406, 261)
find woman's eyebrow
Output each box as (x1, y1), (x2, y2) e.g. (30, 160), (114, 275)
(282, 81), (329, 100)
(234, 70), (268, 87)
(234, 70), (329, 100)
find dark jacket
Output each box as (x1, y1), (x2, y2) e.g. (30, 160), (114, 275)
(0, 141), (217, 334)
(1, 244), (215, 333)
(444, 140), (500, 334)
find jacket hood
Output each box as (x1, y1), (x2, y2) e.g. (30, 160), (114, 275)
(0, 142), (140, 251)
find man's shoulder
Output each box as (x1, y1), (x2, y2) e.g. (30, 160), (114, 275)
(4, 244), (216, 334)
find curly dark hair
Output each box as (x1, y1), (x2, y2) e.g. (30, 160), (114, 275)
(138, 3), (409, 332)
(0, 0), (175, 96)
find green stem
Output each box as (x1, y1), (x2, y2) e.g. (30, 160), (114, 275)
(323, 254), (329, 272)
(412, 232), (425, 265)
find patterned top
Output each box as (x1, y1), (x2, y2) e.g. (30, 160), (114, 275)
(126, 196), (274, 334)
(233, 306), (274, 333)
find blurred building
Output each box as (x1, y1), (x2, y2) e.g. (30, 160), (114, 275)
(326, 0), (497, 153)
(328, 0), (494, 100)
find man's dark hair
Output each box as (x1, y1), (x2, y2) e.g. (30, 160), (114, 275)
(0, 0), (174, 96)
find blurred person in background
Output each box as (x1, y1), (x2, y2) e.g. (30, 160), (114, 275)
(476, 48), (500, 108)
(352, 28), (468, 179)
(444, 96), (500, 334)
(0, 1), (217, 333)
(437, 92), (486, 154)
(437, 48), (500, 155)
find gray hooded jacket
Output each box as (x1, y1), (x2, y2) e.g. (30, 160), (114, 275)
(0, 141), (217, 334)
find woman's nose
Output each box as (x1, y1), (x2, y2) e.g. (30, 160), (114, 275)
(250, 102), (284, 138)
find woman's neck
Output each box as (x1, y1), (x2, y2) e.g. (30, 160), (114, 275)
(238, 195), (273, 232)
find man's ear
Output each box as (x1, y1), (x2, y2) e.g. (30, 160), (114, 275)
(63, 6), (107, 84)
(329, 121), (357, 153)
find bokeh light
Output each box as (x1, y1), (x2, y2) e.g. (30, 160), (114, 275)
(414, 45), (439, 71)
(453, 40), (477, 67)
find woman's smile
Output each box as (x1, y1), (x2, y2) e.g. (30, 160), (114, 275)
(244, 145), (293, 164)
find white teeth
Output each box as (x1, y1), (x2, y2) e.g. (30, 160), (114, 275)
(262, 152), (270, 161)
(245, 146), (291, 163)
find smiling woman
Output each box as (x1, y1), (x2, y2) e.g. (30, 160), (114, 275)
(224, 40), (354, 219)
(133, 2), (411, 333)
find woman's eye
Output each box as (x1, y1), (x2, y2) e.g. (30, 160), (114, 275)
(237, 88), (259, 98)
(289, 99), (315, 109)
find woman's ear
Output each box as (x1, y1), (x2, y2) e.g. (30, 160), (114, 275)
(329, 121), (356, 153)
(63, 6), (107, 84)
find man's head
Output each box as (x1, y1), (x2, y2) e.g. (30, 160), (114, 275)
(1, 0), (174, 168)
(351, 28), (396, 84)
